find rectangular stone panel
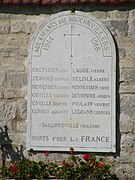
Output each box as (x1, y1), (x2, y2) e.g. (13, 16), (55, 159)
(27, 11), (116, 152)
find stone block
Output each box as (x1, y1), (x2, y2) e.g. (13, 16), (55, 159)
(91, 11), (108, 19)
(121, 134), (135, 148)
(27, 15), (45, 25)
(17, 121), (27, 132)
(0, 88), (4, 99)
(115, 165), (135, 180)
(0, 14), (11, 20)
(11, 119), (17, 132)
(128, 18), (135, 35)
(120, 112), (131, 122)
(119, 48), (126, 60)
(7, 71), (27, 88)
(4, 88), (24, 99)
(119, 152), (133, 164)
(128, 43), (135, 56)
(120, 120), (134, 133)
(0, 47), (20, 57)
(0, 71), (5, 85)
(120, 94), (135, 119)
(116, 36), (135, 54)
(18, 99), (27, 120)
(3, 60), (25, 71)
(110, 10), (129, 19)
(120, 68), (135, 83)
(11, 20), (31, 34)
(19, 47), (28, 57)
(10, 132), (26, 146)
(0, 22), (10, 34)
(6, 34), (30, 47)
(26, 21), (37, 34)
(120, 83), (135, 94)
(0, 101), (17, 120)
(0, 56), (25, 65)
(129, 9), (135, 17)
(10, 14), (26, 20)
(120, 56), (135, 68)
(103, 20), (128, 36)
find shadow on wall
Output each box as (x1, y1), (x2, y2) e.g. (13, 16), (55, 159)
(0, 3), (135, 15)
(0, 126), (25, 166)
(115, 38), (121, 156)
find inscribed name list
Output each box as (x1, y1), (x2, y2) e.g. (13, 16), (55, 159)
(27, 11), (116, 152)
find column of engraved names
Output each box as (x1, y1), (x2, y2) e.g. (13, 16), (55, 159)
(71, 68), (111, 117)
(31, 67), (70, 116)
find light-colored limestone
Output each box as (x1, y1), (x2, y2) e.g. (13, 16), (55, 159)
(7, 71), (27, 88)
(11, 20), (31, 34)
(0, 22), (10, 34)
(18, 99), (27, 120)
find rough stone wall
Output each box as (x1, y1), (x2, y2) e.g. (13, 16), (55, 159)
(0, 4), (135, 179)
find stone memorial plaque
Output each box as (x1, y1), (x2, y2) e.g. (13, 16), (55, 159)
(27, 11), (116, 152)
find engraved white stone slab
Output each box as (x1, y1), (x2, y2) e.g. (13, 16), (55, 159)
(27, 11), (116, 152)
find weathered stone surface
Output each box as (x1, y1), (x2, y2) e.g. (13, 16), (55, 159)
(19, 47), (28, 57)
(130, 9), (135, 17)
(110, 10), (129, 19)
(120, 68), (135, 83)
(0, 56), (25, 65)
(26, 17), (39, 33)
(128, 43), (135, 56)
(27, 15), (45, 25)
(0, 14), (11, 20)
(103, 20), (128, 36)
(2, 60), (25, 71)
(0, 47), (20, 57)
(6, 34), (30, 47)
(11, 20), (31, 34)
(120, 83), (135, 94)
(121, 134), (135, 148)
(120, 56), (135, 68)
(18, 99), (27, 120)
(17, 121), (27, 132)
(7, 71), (27, 88)
(116, 36), (135, 57)
(0, 22), (10, 34)
(0, 88), (3, 99)
(120, 94), (135, 119)
(4, 88), (24, 99)
(10, 14), (26, 20)
(0, 71), (5, 85)
(120, 112), (130, 121)
(119, 48), (126, 60)
(120, 120), (134, 133)
(0, 8), (134, 179)
(91, 11), (108, 19)
(128, 18), (135, 35)
(10, 132), (26, 146)
(119, 152), (134, 163)
(115, 165), (135, 180)
(11, 119), (17, 132)
(0, 101), (17, 120)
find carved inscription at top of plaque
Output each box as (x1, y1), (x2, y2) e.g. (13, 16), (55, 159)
(32, 13), (112, 57)
(27, 11), (116, 152)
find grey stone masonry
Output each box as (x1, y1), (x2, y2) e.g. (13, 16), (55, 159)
(0, 5), (135, 179)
